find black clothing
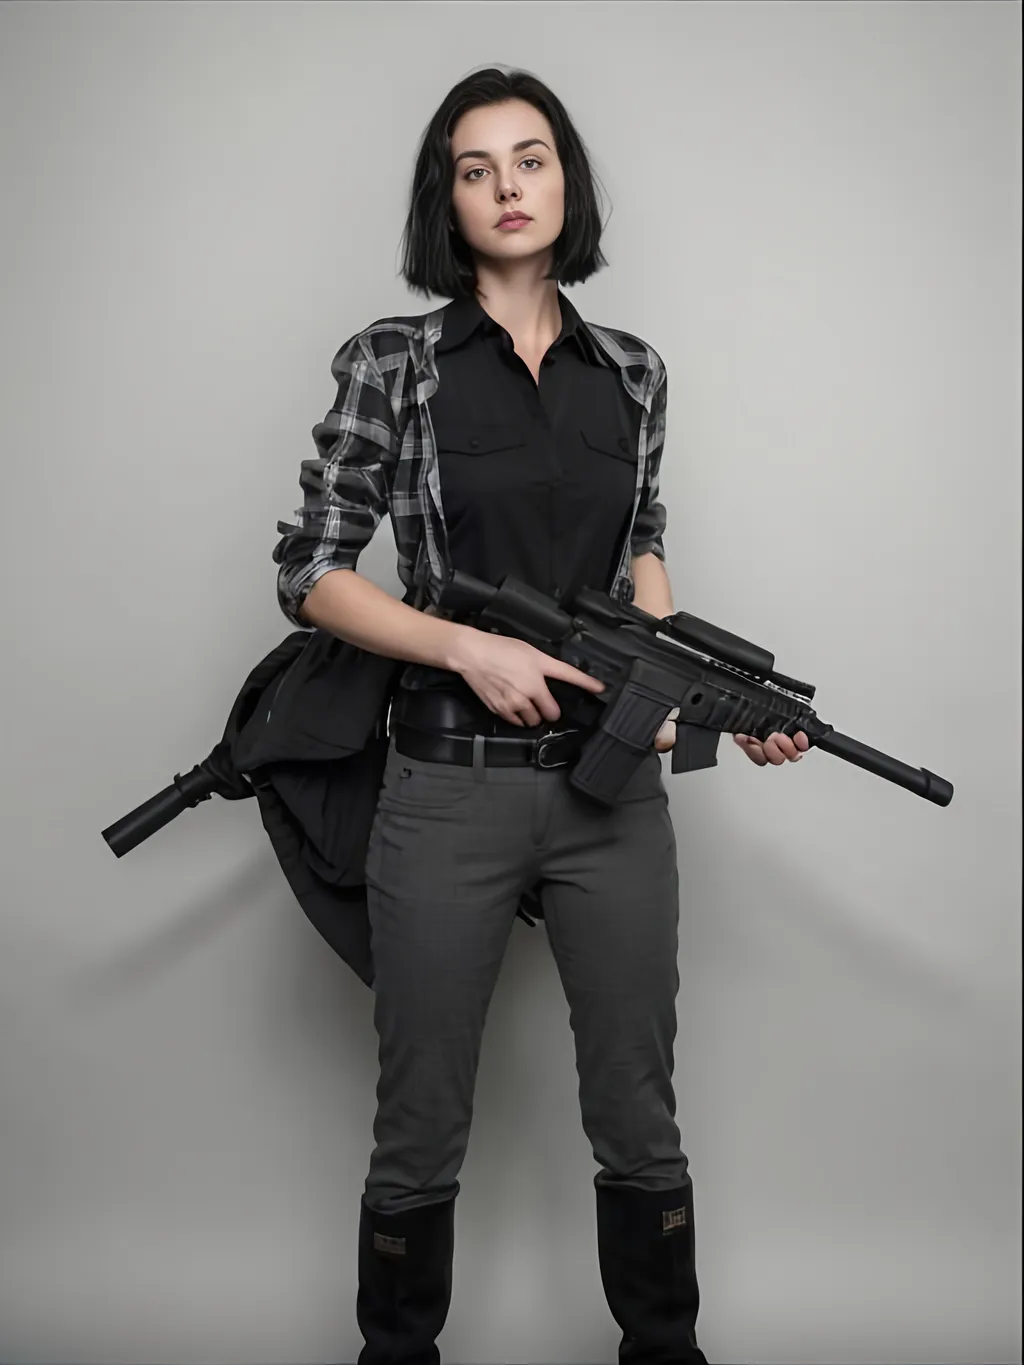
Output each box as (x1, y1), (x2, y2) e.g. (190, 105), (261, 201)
(272, 291), (669, 630)
(176, 293), (675, 989)
(400, 289), (642, 721)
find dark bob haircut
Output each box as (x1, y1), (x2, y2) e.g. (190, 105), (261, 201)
(399, 66), (610, 300)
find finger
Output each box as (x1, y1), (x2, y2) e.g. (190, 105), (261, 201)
(774, 733), (800, 762)
(761, 735), (787, 765)
(735, 733), (762, 750)
(517, 698), (545, 728)
(654, 719), (676, 752)
(546, 657), (606, 694)
(780, 733), (804, 761)
(529, 685), (562, 725)
(737, 735), (768, 765)
(497, 688), (535, 727)
(794, 730), (810, 753)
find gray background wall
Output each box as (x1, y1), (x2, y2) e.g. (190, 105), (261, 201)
(1, 2), (1020, 1362)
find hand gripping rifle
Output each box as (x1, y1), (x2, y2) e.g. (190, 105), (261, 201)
(436, 571), (954, 809)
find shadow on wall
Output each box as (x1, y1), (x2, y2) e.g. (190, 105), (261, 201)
(57, 801), (1017, 1361)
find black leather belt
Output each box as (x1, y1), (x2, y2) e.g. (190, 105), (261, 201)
(393, 722), (586, 770)
(389, 686), (587, 769)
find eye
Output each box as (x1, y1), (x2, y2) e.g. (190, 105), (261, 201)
(463, 156), (543, 182)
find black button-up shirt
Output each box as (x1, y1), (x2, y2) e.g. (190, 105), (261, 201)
(399, 289), (643, 708)
(274, 296), (669, 632)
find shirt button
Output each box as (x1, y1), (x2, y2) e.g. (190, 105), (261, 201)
(618, 436), (630, 453)
(469, 438), (480, 449)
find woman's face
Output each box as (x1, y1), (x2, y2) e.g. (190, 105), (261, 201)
(449, 98), (565, 268)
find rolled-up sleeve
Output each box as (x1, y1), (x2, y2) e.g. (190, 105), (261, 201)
(273, 330), (398, 628)
(630, 363), (668, 562)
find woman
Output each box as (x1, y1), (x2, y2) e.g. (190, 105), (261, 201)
(274, 65), (806, 1365)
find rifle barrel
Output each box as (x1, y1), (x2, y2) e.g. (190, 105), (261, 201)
(813, 728), (953, 806)
(102, 765), (216, 856)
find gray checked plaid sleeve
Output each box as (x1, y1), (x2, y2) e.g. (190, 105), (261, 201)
(273, 331), (400, 628)
(629, 363), (668, 562)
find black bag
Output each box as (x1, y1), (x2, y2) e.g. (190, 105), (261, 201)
(102, 622), (542, 989)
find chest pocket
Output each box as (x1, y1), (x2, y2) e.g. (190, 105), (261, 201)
(436, 421), (527, 456)
(580, 423), (639, 465)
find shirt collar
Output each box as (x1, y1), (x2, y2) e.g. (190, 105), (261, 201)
(435, 288), (610, 367)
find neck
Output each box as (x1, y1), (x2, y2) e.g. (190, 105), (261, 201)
(471, 257), (562, 351)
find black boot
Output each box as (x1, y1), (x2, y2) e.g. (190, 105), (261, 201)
(596, 1180), (709, 1364)
(356, 1194), (456, 1364)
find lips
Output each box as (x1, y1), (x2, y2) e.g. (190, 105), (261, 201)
(497, 213), (532, 226)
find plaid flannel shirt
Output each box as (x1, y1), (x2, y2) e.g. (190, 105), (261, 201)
(273, 301), (669, 628)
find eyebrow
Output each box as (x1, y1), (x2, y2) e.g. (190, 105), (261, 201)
(453, 138), (551, 167)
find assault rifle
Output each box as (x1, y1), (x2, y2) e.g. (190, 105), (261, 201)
(436, 571), (954, 809)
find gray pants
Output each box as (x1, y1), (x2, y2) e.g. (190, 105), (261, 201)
(362, 734), (690, 1215)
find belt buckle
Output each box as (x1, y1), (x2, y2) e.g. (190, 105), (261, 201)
(534, 729), (577, 769)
